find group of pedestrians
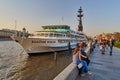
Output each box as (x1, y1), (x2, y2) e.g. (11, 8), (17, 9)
(98, 38), (114, 56)
(72, 38), (114, 77)
(72, 42), (92, 76)
(88, 39), (96, 54)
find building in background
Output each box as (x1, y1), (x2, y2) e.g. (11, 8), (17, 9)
(0, 28), (30, 40)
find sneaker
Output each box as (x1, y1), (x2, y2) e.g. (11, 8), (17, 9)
(87, 71), (92, 75)
(81, 73), (86, 77)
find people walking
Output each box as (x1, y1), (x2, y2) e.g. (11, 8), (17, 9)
(88, 40), (93, 54)
(109, 38), (114, 56)
(99, 39), (105, 55)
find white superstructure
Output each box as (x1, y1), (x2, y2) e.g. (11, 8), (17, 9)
(11, 25), (88, 54)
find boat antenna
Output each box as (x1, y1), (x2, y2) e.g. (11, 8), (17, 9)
(61, 16), (64, 25)
(15, 20), (17, 30)
(14, 20), (17, 36)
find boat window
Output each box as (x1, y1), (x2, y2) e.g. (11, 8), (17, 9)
(52, 41), (56, 43)
(44, 33), (48, 37)
(37, 33), (44, 36)
(62, 26), (64, 29)
(54, 27), (57, 29)
(58, 40), (67, 43)
(49, 33), (53, 37)
(47, 41), (56, 43)
(57, 33), (62, 37)
(32, 40), (46, 43)
(65, 26), (67, 29)
(36, 33), (40, 36)
(54, 33), (57, 37)
(51, 27), (54, 29)
(71, 35), (75, 38)
(66, 34), (70, 37)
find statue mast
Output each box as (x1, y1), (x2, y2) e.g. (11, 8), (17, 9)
(77, 7), (83, 32)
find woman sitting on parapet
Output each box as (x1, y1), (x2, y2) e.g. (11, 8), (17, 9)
(72, 42), (92, 76)
(72, 44), (80, 64)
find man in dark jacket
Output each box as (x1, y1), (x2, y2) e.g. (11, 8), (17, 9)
(109, 39), (114, 56)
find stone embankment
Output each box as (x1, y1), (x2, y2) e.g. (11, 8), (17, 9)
(54, 43), (120, 80)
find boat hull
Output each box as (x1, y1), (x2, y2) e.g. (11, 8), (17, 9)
(11, 36), (77, 53)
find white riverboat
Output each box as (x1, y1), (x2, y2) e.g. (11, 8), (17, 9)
(11, 25), (88, 54)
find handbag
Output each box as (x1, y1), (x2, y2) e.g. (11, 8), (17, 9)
(77, 63), (83, 69)
(77, 59), (83, 69)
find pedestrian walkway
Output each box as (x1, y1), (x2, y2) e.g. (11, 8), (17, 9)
(76, 45), (120, 80)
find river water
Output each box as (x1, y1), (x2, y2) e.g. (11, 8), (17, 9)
(0, 41), (72, 80)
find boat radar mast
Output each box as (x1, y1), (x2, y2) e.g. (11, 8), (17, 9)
(77, 6), (83, 32)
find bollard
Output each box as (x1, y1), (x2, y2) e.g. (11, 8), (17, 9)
(54, 52), (57, 60)
(68, 42), (72, 54)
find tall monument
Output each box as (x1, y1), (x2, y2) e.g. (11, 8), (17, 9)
(77, 7), (83, 32)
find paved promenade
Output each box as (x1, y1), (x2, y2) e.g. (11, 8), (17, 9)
(76, 45), (120, 80)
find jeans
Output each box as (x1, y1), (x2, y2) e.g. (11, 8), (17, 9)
(110, 46), (113, 55)
(81, 60), (89, 74)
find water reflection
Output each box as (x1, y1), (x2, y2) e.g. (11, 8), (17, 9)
(0, 41), (72, 80)
(20, 52), (72, 80)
